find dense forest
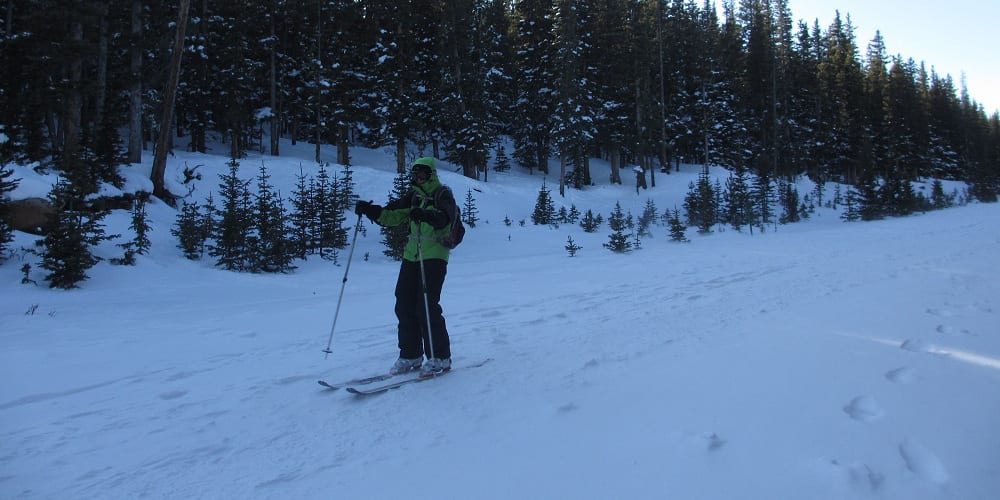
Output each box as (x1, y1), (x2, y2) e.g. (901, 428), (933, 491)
(2, 0), (999, 202)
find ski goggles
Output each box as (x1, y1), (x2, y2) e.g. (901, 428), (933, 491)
(410, 164), (432, 184)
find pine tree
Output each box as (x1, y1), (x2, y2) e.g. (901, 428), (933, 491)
(381, 172), (410, 261)
(724, 167), (753, 232)
(114, 197), (152, 265)
(0, 162), (18, 261)
(565, 235), (582, 257)
(531, 180), (556, 225)
(252, 162), (294, 273)
(312, 163), (340, 261)
(841, 187), (861, 222)
(580, 209), (602, 233)
(289, 167), (313, 259)
(930, 179), (951, 209)
(567, 204), (581, 224)
(855, 173), (884, 221)
(493, 144), (512, 173)
(513, 0), (557, 175)
(684, 168), (717, 233)
(778, 181), (801, 224)
(668, 208), (688, 242)
(332, 165), (355, 248)
(638, 199), (658, 237)
(752, 173), (775, 231)
(39, 178), (113, 289)
(210, 159), (252, 271)
(462, 189), (479, 227)
(603, 201), (631, 253)
(173, 200), (206, 260)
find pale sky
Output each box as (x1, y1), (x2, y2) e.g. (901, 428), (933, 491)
(717, 0), (1000, 115)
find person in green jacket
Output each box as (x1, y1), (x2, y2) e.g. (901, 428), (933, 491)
(355, 157), (455, 376)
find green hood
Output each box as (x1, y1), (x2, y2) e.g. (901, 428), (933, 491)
(412, 156), (442, 196)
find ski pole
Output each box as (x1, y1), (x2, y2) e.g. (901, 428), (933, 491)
(323, 213), (364, 359)
(415, 228), (437, 363)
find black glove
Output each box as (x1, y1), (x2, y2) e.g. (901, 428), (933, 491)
(410, 207), (428, 222)
(354, 200), (372, 216)
(355, 200), (382, 222)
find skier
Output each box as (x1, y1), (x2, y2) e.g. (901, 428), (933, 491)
(354, 157), (455, 377)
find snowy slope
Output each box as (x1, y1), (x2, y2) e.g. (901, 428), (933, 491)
(2, 141), (999, 499)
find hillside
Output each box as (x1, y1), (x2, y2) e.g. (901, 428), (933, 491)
(2, 140), (999, 499)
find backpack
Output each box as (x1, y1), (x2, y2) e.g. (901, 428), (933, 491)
(414, 186), (465, 249)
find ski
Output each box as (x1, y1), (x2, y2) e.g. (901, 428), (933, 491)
(346, 358), (492, 396)
(317, 372), (395, 391)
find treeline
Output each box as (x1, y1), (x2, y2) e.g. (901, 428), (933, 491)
(2, 0), (999, 201)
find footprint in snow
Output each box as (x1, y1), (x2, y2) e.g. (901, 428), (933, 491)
(823, 459), (885, 492)
(925, 307), (954, 318)
(935, 324), (972, 336)
(899, 439), (949, 484)
(900, 339), (932, 353)
(843, 396), (884, 422)
(556, 402), (579, 413)
(159, 390), (188, 400)
(885, 367), (916, 384)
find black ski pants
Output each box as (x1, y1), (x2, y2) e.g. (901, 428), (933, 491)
(394, 258), (450, 360)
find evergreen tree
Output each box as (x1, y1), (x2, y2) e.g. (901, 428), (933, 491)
(312, 163), (339, 261)
(565, 235), (582, 257)
(173, 200), (206, 260)
(603, 201), (631, 253)
(115, 197), (152, 265)
(724, 167), (753, 232)
(929, 179), (952, 209)
(580, 209), (602, 233)
(778, 181), (800, 224)
(39, 178), (113, 289)
(667, 207), (689, 242)
(531, 180), (556, 225)
(684, 168), (717, 233)
(330, 165), (353, 249)
(550, 0), (596, 194)
(493, 144), (512, 173)
(463, 189), (479, 228)
(567, 204), (581, 223)
(855, 173), (884, 221)
(752, 173), (775, 231)
(210, 159), (252, 271)
(841, 186), (861, 222)
(289, 167), (313, 259)
(513, 0), (557, 175)
(638, 198), (658, 237)
(381, 172), (410, 261)
(252, 162), (294, 273)
(0, 162), (18, 261)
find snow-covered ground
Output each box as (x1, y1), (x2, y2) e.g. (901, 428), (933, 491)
(2, 140), (999, 499)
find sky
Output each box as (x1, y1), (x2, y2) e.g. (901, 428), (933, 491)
(720, 0), (1000, 115)
(3, 137), (999, 499)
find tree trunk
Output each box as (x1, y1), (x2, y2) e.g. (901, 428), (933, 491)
(94, 2), (109, 129)
(151, 0), (191, 205)
(337, 124), (350, 165)
(127, 0), (143, 163)
(63, 16), (84, 159)
(610, 147), (621, 184)
(558, 156), (566, 197)
(313, 0), (322, 164)
(268, 0), (279, 156)
(395, 136), (406, 174)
